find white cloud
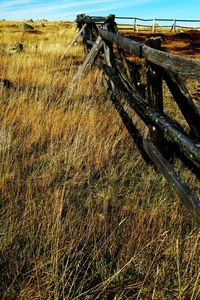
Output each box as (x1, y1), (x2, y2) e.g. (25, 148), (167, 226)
(1, 0), (159, 20)
(1, 0), (39, 9)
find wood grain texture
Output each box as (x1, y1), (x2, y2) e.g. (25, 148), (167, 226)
(146, 37), (164, 151)
(99, 28), (143, 57)
(69, 36), (103, 92)
(60, 23), (87, 60)
(99, 29), (200, 80)
(142, 45), (200, 80)
(102, 65), (200, 169)
(143, 139), (200, 224)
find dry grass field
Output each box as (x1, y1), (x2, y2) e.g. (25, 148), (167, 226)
(0, 20), (200, 299)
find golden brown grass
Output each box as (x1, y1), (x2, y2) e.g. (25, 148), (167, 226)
(0, 20), (200, 300)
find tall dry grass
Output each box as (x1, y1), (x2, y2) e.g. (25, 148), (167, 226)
(0, 20), (200, 299)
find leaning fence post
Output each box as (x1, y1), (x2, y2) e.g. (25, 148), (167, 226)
(171, 19), (176, 32)
(152, 18), (156, 33)
(143, 139), (200, 224)
(68, 35), (103, 93)
(146, 37), (164, 152)
(60, 23), (87, 60)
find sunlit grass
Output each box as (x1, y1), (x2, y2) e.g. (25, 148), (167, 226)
(0, 20), (200, 300)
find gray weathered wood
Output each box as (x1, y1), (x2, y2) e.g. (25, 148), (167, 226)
(60, 23), (87, 60)
(162, 69), (200, 139)
(134, 17), (138, 32)
(102, 21), (117, 91)
(102, 65), (200, 168)
(76, 14), (112, 24)
(152, 18), (156, 33)
(143, 139), (200, 224)
(69, 35), (103, 91)
(85, 39), (95, 46)
(81, 23), (94, 53)
(171, 19), (177, 32)
(111, 22), (132, 80)
(99, 29), (200, 80)
(74, 13), (200, 224)
(142, 45), (200, 80)
(146, 37), (164, 151)
(99, 28), (143, 58)
(102, 25), (116, 68)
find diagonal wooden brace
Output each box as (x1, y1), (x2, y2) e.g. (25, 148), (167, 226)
(68, 35), (103, 93)
(143, 138), (200, 224)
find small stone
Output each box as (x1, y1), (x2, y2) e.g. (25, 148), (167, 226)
(35, 21), (45, 27)
(0, 79), (12, 88)
(8, 42), (23, 53)
(21, 22), (34, 30)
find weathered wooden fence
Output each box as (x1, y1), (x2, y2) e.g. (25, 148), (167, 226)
(116, 17), (200, 33)
(66, 14), (200, 224)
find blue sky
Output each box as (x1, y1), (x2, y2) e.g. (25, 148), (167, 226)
(0, 0), (199, 22)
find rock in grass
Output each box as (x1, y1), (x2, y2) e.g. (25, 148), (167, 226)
(35, 21), (45, 27)
(8, 42), (23, 53)
(21, 22), (34, 30)
(0, 79), (12, 88)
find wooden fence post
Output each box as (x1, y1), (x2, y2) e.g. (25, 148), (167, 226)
(134, 17), (138, 32)
(146, 37), (164, 152)
(103, 15), (117, 86)
(152, 18), (156, 33)
(171, 19), (177, 32)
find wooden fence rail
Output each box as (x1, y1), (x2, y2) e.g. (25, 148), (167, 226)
(99, 28), (200, 80)
(66, 14), (200, 224)
(115, 16), (200, 32)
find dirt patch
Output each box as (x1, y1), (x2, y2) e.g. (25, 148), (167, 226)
(26, 30), (43, 34)
(176, 30), (200, 41)
(122, 30), (200, 56)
